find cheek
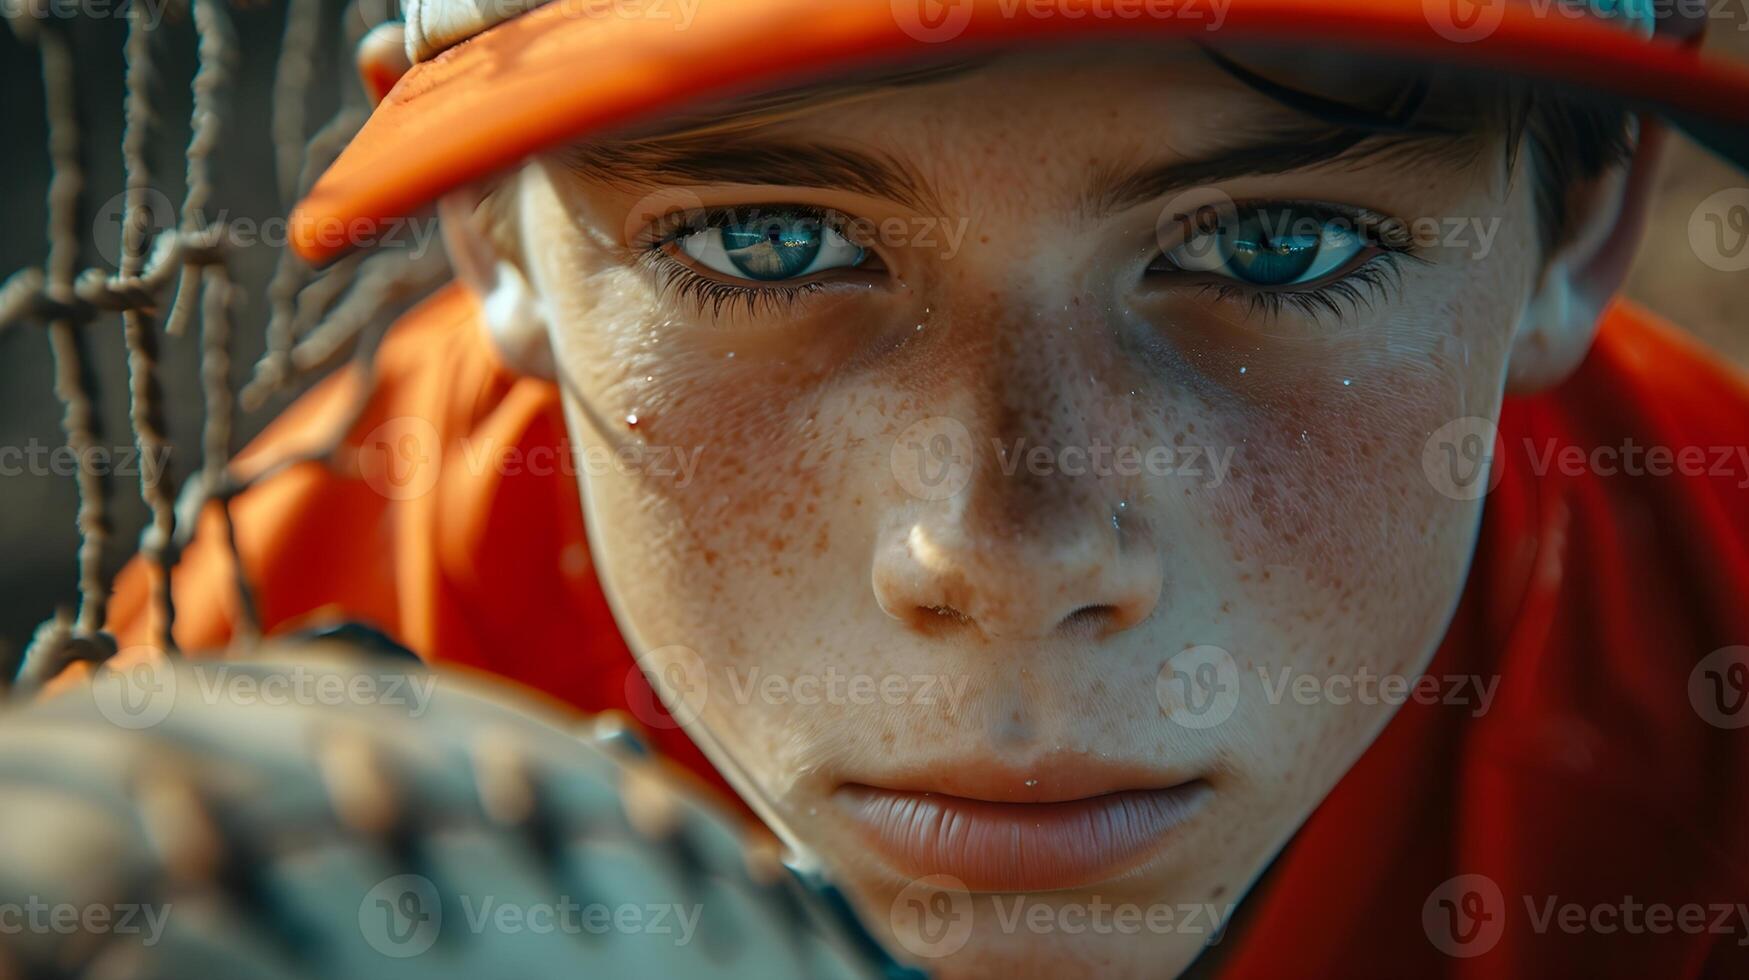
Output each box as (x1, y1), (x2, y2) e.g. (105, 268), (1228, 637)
(546, 305), (895, 667)
(1207, 351), (1479, 597)
(1160, 268), (1532, 795)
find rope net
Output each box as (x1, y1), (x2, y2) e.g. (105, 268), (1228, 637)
(1, 0), (452, 691)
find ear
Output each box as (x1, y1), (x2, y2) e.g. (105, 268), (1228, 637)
(437, 185), (557, 380)
(354, 22), (411, 106)
(1506, 121), (1665, 393)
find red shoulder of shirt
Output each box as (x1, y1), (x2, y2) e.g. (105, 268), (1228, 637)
(1223, 301), (1749, 978)
(99, 287), (1749, 976)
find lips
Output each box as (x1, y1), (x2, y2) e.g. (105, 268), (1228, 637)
(834, 765), (1210, 892)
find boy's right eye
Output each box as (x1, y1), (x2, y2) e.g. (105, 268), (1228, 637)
(671, 208), (868, 283)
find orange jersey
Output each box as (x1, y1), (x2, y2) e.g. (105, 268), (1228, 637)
(99, 286), (1749, 977)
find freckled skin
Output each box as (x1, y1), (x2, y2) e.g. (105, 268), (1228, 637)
(500, 45), (1546, 980)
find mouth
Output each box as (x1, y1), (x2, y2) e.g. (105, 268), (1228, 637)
(832, 760), (1212, 893)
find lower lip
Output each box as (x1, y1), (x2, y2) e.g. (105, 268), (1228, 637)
(834, 781), (1211, 892)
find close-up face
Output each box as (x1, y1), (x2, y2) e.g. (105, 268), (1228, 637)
(469, 43), (1590, 978)
(18, 0), (1749, 975)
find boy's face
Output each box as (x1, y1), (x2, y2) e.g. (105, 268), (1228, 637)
(504, 45), (1543, 978)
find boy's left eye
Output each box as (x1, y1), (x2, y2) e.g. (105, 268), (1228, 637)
(676, 212), (867, 282)
(1158, 208), (1370, 287)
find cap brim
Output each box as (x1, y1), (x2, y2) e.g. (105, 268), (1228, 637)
(289, 0), (1749, 264)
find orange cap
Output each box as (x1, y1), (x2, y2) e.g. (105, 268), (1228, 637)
(290, 0), (1749, 265)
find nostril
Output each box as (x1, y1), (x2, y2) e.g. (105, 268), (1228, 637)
(873, 520), (1163, 642)
(913, 604), (975, 637)
(1059, 604), (1119, 636)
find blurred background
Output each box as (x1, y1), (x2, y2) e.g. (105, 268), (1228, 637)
(1, 6), (1746, 660)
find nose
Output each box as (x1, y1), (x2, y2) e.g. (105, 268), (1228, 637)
(869, 275), (1169, 642)
(873, 485), (1164, 642)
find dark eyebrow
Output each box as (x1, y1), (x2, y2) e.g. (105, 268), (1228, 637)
(1088, 124), (1485, 218)
(562, 139), (939, 213)
(566, 123), (1482, 220)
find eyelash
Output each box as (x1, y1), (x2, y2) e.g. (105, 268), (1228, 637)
(640, 202), (1421, 321)
(1196, 253), (1412, 321)
(656, 270), (830, 318)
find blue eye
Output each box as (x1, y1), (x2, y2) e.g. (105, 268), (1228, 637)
(1164, 208), (1367, 287)
(677, 211), (867, 283)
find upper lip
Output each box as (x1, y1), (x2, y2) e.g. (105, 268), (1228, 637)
(838, 751), (1203, 804)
